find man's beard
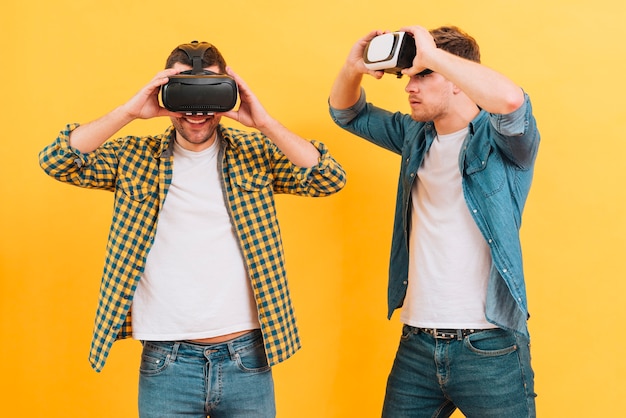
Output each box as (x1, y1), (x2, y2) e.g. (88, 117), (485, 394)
(170, 116), (219, 147)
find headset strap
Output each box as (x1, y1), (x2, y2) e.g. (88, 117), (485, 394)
(177, 40), (213, 74)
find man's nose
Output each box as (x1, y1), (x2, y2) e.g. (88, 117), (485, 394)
(405, 78), (419, 93)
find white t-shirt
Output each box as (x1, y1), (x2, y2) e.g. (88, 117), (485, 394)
(132, 137), (260, 341)
(401, 128), (496, 329)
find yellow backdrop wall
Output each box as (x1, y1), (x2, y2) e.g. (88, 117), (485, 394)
(1, 0), (625, 416)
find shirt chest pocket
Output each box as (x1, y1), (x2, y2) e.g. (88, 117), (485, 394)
(116, 178), (152, 203)
(234, 172), (272, 192)
(464, 143), (506, 198)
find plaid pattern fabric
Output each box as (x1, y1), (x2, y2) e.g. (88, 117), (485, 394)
(39, 123), (346, 372)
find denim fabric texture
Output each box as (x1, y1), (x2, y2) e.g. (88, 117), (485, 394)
(138, 330), (275, 418)
(329, 89), (540, 337)
(382, 325), (536, 418)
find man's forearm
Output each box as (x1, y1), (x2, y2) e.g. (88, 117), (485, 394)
(68, 106), (135, 153)
(329, 65), (364, 110)
(258, 118), (320, 168)
(425, 48), (524, 115)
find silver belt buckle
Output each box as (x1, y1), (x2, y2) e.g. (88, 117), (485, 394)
(433, 329), (458, 339)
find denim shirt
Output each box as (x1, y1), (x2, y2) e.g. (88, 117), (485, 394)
(329, 89), (540, 336)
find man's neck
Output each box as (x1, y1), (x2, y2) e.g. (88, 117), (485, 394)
(434, 103), (480, 135)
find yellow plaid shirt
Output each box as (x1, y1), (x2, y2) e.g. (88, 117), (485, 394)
(39, 123), (346, 372)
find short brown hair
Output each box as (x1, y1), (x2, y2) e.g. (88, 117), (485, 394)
(164, 42), (227, 73)
(430, 26), (481, 63)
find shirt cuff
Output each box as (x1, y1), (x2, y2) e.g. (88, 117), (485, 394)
(292, 139), (332, 182)
(328, 88), (367, 126)
(490, 93), (531, 136)
(54, 123), (89, 168)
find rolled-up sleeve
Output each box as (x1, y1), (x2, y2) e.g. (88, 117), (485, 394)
(38, 123), (88, 177)
(489, 93), (540, 169)
(290, 139), (347, 196)
(328, 88), (367, 127)
(490, 93), (531, 137)
(38, 123), (120, 191)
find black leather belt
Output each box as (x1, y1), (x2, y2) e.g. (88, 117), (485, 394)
(417, 328), (482, 340)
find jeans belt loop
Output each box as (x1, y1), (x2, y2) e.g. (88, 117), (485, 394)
(227, 340), (239, 361)
(170, 342), (180, 362)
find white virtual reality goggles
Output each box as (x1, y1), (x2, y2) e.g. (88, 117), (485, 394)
(363, 32), (431, 78)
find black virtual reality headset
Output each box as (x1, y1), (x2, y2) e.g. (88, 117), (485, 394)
(363, 32), (431, 78)
(161, 41), (238, 115)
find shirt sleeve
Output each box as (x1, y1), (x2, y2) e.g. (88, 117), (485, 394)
(39, 123), (88, 174)
(489, 92), (531, 137)
(328, 88), (413, 155)
(280, 139), (347, 197)
(38, 123), (119, 191)
(488, 93), (540, 169)
(328, 88), (367, 126)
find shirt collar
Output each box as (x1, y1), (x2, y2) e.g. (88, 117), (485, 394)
(468, 109), (488, 135)
(152, 124), (237, 159)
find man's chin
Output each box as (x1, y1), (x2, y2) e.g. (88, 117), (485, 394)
(409, 111), (431, 123)
(181, 133), (214, 145)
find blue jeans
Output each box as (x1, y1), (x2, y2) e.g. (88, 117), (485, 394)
(138, 330), (275, 418)
(382, 325), (536, 418)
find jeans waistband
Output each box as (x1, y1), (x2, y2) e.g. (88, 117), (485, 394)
(405, 325), (488, 340)
(142, 329), (263, 361)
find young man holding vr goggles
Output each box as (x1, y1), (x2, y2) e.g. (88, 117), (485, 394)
(39, 41), (346, 417)
(329, 25), (540, 417)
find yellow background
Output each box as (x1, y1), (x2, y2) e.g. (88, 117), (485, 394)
(1, 0), (625, 416)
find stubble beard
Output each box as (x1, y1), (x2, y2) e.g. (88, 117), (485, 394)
(171, 116), (220, 149)
(409, 99), (448, 124)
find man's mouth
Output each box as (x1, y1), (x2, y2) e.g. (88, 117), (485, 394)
(184, 117), (210, 124)
(408, 96), (421, 105)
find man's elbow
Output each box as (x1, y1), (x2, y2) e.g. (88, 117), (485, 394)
(502, 88), (526, 115)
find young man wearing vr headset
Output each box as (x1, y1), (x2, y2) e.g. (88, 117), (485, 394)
(329, 25), (539, 417)
(39, 41), (346, 417)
